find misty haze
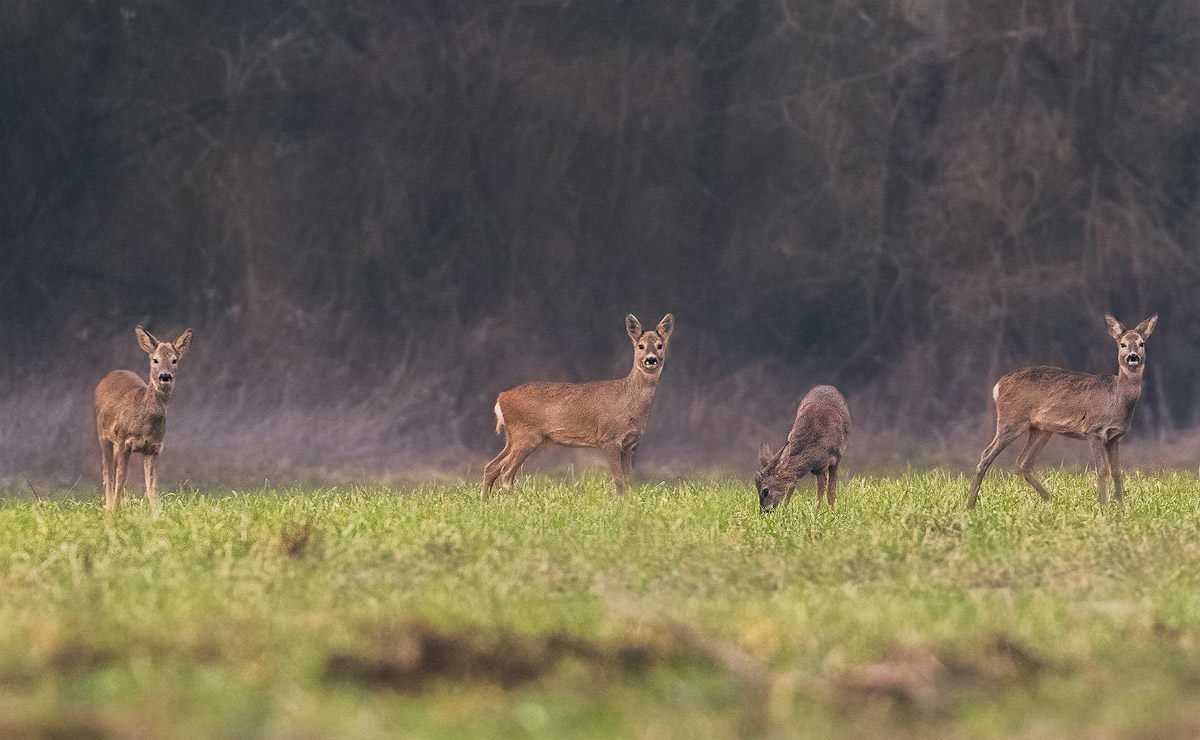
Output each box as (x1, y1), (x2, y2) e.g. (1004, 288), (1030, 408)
(3, 0), (1199, 487)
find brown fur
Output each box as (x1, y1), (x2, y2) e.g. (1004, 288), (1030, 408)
(755, 385), (851, 511)
(483, 314), (674, 495)
(967, 314), (1157, 508)
(95, 326), (193, 516)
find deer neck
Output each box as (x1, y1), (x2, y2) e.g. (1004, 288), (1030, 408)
(145, 382), (171, 415)
(623, 365), (661, 404)
(1115, 366), (1144, 413)
(1116, 365), (1143, 395)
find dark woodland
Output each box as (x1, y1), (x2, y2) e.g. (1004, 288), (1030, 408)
(4, 0), (1200, 482)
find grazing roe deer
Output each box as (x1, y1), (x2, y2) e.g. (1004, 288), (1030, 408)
(483, 314), (674, 495)
(95, 326), (193, 515)
(755, 385), (850, 512)
(967, 314), (1157, 509)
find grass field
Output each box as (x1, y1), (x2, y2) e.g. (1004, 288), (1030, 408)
(1, 470), (1199, 739)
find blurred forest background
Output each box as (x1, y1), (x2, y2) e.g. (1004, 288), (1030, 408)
(4, 0), (1200, 483)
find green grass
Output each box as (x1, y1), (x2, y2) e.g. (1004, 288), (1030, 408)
(2, 470), (1200, 739)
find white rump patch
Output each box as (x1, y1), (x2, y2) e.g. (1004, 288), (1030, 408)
(494, 402), (505, 430)
(993, 382), (1000, 401)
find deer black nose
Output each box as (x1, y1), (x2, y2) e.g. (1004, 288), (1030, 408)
(158, 373), (173, 382)
(645, 356), (658, 365)
(1128, 354), (1140, 363)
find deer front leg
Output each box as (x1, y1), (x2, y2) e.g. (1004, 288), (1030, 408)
(827, 464), (838, 507)
(603, 445), (626, 496)
(1089, 436), (1110, 506)
(99, 437), (115, 509)
(620, 442), (636, 480)
(1106, 438), (1123, 501)
(111, 444), (132, 513)
(143, 455), (162, 518)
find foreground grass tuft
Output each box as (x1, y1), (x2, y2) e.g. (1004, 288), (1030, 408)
(1, 471), (1199, 739)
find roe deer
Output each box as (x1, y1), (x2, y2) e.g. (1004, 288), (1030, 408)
(967, 314), (1157, 509)
(95, 325), (193, 515)
(755, 385), (850, 512)
(483, 313), (674, 495)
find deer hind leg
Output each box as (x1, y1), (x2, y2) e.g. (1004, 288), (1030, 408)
(498, 435), (543, 490)
(814, 470), (827, 507)
(1015, 429), (1054, 502)
(482, 436), (512, 493)
(602, 444), (626, 496)
(827, 464), (838, 507)
(99, 436), (115, 508)
(111, 444), (132, 513)
(967, 422), (1025, 509)
(143, 455), (161, 518)
(1106, 438), (1123, 501)
(1090, 436), (1111, 506)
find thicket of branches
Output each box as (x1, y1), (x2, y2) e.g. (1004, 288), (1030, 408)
(4, 0), (1200, 478)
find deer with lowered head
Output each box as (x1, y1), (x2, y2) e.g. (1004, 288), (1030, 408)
(483, 313), (674, 495)
(755, 385), (850, 512)
(95, 326), (193, 515)
(967, 314), (1157, 509)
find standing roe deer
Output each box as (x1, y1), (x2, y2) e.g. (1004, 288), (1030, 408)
(483, 313), (674, 495)
(95, 325), (193, 515)
(755, 385), (850, 512)
(967, 314), (1157, 509)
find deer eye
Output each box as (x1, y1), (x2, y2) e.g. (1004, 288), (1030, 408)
(1138, 341), (1144, 347)
(638, 344), (644, 350)
(1120, 343), (1127, 348)
(656, 343), (663, 350)
(152, 358), (159, 364)
(171, 358), (178, 364)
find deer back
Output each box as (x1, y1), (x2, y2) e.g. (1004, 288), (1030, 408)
(786, 385), (850, 467)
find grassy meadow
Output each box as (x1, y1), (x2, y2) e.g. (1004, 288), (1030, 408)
(1, 470), (1199, 739)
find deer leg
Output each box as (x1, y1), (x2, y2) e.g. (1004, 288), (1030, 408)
(498, 438), (542, 490)
(112, 444), (132, 513)
(143, 455), (161, 518)
(967, 423), (1024, 509)
(1090, 436), (1111, 506)
(603, 445), (626, 496)
(1015, 429), (1054, 502)
(482, 437), (512, 493)
(1106, 438), (1123, 501)
(99, 437), (115, 509)
(827, 464), (838, 507)
(620, 442), (636, 480)
(814, 470), (827, 507)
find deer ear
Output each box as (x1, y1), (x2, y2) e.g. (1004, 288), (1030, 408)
(173, 328), (193, 358)
(758, 443), (773, 467)
(1105, 315), (1125, 339)
(1135, 315), (1157, 338)
(656, 313), (674, 341)
(135, 325), (160, 354)
(626, 314), (644, 341)
(777, 445), (791, 469)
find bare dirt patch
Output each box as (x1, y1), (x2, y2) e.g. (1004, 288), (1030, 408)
(838, 637), (1050, 715)
(324, 623), (670, 693)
